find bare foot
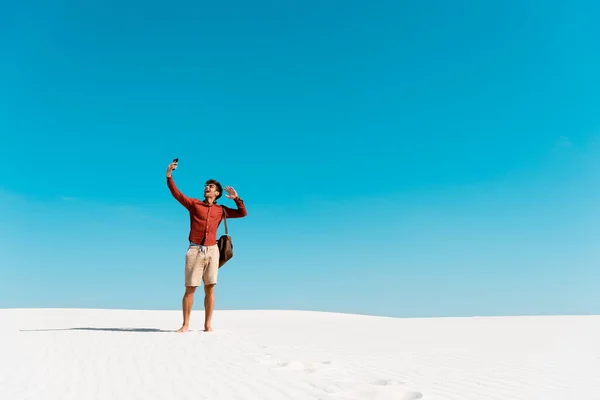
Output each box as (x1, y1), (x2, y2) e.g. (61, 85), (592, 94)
(176, 326), (189, 333)
(203, 326), (213, 332)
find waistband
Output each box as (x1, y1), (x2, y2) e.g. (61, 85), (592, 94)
(189, 242), (217, 248)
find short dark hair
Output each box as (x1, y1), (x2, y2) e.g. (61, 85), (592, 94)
(206, 179), (223, 200)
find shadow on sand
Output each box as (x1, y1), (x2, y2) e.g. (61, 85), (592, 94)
(19, 327), (173, 333)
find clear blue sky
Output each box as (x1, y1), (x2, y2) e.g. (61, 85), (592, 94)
(1, 0), (599, 318)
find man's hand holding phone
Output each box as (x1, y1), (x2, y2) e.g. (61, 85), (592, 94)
(167, 158), (178, 177)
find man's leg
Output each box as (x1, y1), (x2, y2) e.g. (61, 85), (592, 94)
(203, 284), (215, 331)
(178, 245), (203, 333)
(203, 244), (219, 332)
(177, 286), (197, 333)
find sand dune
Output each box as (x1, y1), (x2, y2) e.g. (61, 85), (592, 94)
(1, 308), (599, 399)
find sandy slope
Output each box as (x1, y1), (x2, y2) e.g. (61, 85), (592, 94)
(1, 308), (599, 400)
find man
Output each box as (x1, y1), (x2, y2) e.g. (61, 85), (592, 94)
(166, 159), (247, 333)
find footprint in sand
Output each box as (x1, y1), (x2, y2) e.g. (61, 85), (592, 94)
(371, 380), (423, 400)
(328, 378), (423, 400)
(270, 359), (337, 375)
(250, 346), (424, 400)
(253, 354), (277, 366)
(273, 360), (305, 371)
(250, 346), (335, 374)
(371, 379), (400, 386)
(400, 392), (423, 400)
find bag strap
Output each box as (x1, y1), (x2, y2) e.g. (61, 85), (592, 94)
(222, 207), (229, 236)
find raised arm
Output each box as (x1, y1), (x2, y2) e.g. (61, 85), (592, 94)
(222, 186), (248, 218)
(166, 161), (194, 209)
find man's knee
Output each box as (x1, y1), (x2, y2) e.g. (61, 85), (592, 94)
(204, 283), (215, 294)
(185, 286), (197, 296)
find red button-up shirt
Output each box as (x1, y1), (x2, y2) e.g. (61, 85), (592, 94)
(167, 176), (248, 246)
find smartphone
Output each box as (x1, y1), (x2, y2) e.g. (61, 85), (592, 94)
(173, 158), (178, 163)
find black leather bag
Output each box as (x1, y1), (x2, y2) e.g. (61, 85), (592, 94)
(217, 208), (233, 268)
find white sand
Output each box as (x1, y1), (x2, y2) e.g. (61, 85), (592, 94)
(1, 309), (599, 400)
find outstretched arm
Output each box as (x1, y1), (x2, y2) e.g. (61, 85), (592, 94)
(222, 186), (247, 218)
(166, 161), (194, 209)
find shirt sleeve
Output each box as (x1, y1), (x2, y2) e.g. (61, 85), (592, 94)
(222, 197), (248, 218)
(166, 176), (195, 209)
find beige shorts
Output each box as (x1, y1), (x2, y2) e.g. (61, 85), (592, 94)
(184, 243), (219, 287)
